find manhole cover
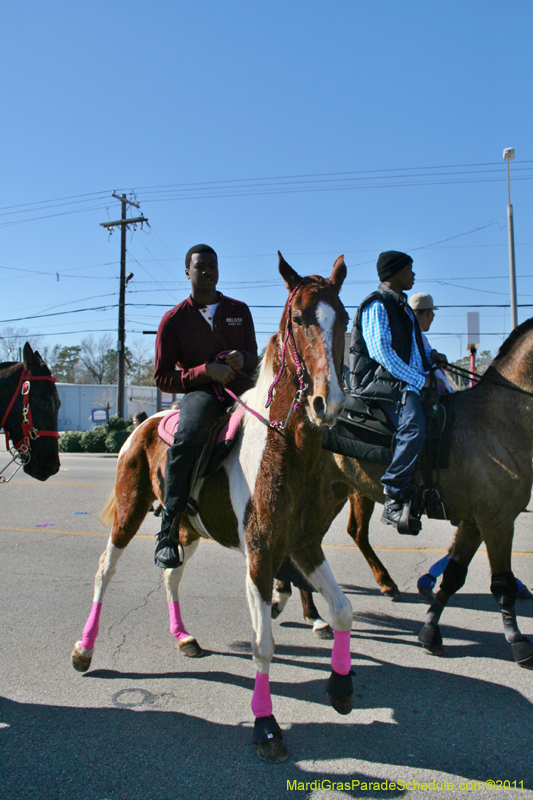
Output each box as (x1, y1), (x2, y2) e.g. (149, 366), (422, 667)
(112, 688), (154, 708)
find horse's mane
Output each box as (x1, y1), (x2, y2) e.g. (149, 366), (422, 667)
(0, 361), (18, 370)
(239, 335), (277, 431)
(491, 317), (533, 365)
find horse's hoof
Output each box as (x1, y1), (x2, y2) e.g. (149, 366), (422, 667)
(421, 643), (446, 657)
(418, 585), (435, 604)
(71, 643), (92, 673)
(313, 624), (334, 640)
(178, 638), (204, 658)
(382, 586), (401, 602)
(256, 739), (288, 764)
(326, 669), (353, 715)
(271, 604), (282, 620)
(512, 640), (533, 668)
(328, 693), (353, 715)
(418, 623), (442, 649)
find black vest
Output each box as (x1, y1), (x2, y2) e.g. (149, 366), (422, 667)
(349, 284), (429, 403)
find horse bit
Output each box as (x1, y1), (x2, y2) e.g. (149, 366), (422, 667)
(0, 370), (59, 484)
(214, 278), (310, 432)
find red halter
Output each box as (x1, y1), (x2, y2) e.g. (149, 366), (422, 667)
(0, 368), (59, 458)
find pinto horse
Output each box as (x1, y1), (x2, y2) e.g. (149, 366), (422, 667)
(278, 319), (533, 669)
(71, 254), (352, 763)
(0, 343), (60, 483)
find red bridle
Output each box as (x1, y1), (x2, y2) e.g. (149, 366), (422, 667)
(0, 368), (59, 458)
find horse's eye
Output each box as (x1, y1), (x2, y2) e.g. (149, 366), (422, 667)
(293, 314), (303, 326)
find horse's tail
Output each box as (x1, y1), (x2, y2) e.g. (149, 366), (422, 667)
(100, 487), (116, 528)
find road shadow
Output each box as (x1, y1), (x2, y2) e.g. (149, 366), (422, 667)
(2, 652), (532, 800)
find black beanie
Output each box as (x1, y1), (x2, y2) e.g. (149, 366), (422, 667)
(376, 251), (412, 281)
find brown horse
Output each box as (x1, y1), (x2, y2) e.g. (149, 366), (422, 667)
(71, 254), (352, 763)
(0, 343), (60, 483)
(278, 319), (533, 669)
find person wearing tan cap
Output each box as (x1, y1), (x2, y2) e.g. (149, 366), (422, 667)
(409, 293), (454, 394)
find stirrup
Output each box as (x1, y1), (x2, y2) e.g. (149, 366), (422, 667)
(154, 537), (184, 569)
(397, 498), (422, 536)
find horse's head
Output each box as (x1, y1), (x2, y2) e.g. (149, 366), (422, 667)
(7, 343), (61, 481)
(277, 252), (349, 427)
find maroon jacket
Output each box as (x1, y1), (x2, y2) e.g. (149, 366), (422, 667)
(154, 294), (258, 395)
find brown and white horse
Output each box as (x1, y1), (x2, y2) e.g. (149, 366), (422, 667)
(71, 253), (352, 762)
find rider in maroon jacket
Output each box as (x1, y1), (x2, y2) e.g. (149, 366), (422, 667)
(153, 244), (258, 568)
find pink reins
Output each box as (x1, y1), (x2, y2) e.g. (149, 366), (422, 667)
(213, 278), (309, 432)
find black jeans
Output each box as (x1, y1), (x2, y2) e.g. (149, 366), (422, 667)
(164, 387), (230, 516)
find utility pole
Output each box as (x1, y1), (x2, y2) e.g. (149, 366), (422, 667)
(503, 148), (518, 330)
(100, 194), (148, 418)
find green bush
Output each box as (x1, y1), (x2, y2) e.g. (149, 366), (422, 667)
(58, 430), (84, 453)
(81, 427), (107, 453)
(105, 429), (132, 453)
(107, 415), (131, 432)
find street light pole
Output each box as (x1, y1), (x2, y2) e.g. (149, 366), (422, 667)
(503, 147), (518, 330)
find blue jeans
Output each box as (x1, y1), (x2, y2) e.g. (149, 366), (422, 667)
(379, 390), (426, 500)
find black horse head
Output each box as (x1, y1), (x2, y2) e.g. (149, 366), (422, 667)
(0, 343), (61, 481)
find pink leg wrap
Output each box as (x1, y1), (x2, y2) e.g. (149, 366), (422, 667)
(331, 629), (351, 675)
(80, 602), (102, 650)
(251, 671), (273, 718)
(168, 601), (191, 642)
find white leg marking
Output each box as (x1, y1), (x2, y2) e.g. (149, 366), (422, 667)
(272, 587), (291, 613)
(163, 539), (199, 601)
(246, 568), (274, 674)
(93, 536), (124, 603)
(307, 558), (353, 631)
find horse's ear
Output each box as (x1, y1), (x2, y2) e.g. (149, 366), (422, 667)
(278, 251), (302, 292)
(329, 255), (347, 294)
(22, 342), (35, 369)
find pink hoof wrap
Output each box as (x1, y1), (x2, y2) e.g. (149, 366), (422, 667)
(331, 629), (351, 675)
(80, 602), (102, 650)
(168, 601), (191, 642)
(251, 671), (273, 718)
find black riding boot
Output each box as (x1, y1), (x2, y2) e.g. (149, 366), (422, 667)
(154, 508), (184, 569)
(381, 496), (422, 535)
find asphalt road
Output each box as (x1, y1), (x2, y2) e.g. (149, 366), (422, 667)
(1, 452), (533, 800)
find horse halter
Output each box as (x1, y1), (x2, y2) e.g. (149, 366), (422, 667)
(0, 368), (59, 484)
(212, 278), (311, 432)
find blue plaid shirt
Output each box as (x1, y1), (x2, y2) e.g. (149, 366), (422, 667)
(361, 297), (432, 394)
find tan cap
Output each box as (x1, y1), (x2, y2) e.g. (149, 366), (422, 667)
(409, 292), (438, 311)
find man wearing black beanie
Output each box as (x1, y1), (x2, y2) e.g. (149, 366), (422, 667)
(349, 251), (447, 533)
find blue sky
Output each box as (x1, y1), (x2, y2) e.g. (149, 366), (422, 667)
(1, 0), (532, 363)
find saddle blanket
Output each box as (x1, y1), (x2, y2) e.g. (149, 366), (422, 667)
(158, 405), (245, 479)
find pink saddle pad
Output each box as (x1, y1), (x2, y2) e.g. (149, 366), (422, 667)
(157, 406), (245, 448)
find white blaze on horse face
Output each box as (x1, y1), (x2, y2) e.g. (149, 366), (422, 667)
(312, 301), (345, 425)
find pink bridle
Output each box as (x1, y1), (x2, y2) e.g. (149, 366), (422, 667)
(213, 279), (309, 432)
(0, 368), (59, 478)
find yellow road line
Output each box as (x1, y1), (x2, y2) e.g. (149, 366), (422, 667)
(0, 526), (532, 555)
(6, 481), (114, 487)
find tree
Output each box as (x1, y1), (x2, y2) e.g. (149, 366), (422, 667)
(453, 349), (493, 387)
(78, 334), (118, 384)
(0, 327), (44, 362)
(49, 344), (82, 383)
(126, 337), (155, 386)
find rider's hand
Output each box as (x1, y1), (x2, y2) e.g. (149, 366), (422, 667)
(423, 374), (431, 389)
(223, 350), (244, 370)
(206, 362), (236, 385)
(431, 350), (448, 367)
